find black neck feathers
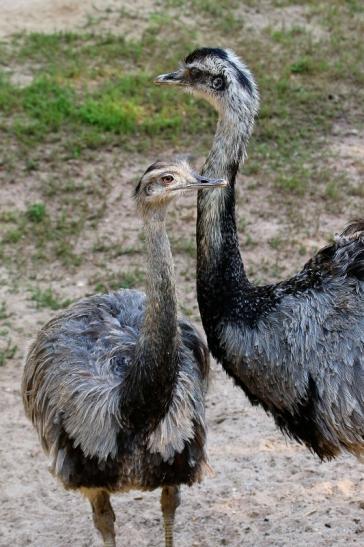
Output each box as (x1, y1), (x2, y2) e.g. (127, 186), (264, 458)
(196, 118), (257, 341)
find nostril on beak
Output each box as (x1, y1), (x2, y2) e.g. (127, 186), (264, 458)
(195, 175), (217, 184)
(155, 72), (177, 83)
(154, 71), (186, 85)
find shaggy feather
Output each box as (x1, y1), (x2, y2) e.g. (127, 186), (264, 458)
(23, 289), (209, 486)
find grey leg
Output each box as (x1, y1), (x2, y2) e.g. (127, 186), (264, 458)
(160, 485), (181, 547)
(86, 489), (116, 547)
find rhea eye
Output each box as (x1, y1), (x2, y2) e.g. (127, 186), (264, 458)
(161, 175), (174, 185)
(190, 67), (202, 79)
(212, 76), (224, 90)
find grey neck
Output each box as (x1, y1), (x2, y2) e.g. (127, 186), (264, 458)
(140, 208), (178, 355)
(203, 114), (248, 176)
(123, 205), (179, 430)
(196, 105), (254, 340)
(197, 111), (250, 260)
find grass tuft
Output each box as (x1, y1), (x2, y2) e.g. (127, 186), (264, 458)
(0, 341), (17, 366)
(30, 287), (72, 310)
(94, 269), (145, 293)
(26, 203), (47, 223)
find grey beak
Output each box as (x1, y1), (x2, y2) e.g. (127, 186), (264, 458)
(195, 175), (227, 187)
(173, 174), (227, 192)
(154, 69), (187, 86)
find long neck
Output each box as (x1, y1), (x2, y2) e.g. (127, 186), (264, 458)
(141, 210), (178, 356)
(196, 112), (252, 349)
(124, 208), (179, 430)
(198, 114), (248, 264)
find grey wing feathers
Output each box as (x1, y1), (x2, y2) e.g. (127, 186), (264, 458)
(22, 290), (209, 466)
(223, 276), (364, 455)
(22, 290), (145, 463)
(281, 272), (364, 442)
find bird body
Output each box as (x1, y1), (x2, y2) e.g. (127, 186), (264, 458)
(205, 224), (364, 460)
(22, 161), (225, 546)
(156, 48), (364, 461)
(23, 289), (209, 490)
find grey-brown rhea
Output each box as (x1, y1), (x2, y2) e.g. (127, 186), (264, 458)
(156, 47), (364, 461)
(22, 160), (226, 547)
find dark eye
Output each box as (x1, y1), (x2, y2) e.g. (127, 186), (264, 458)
(161, 175), (174, 185)
(212, 76), (224, 90)
(190, 67), (202, 79)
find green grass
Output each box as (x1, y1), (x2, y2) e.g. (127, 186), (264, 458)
(170, 236), (196, 258)
(0, 68), (213, 154)
(0, 341), (17, 366)
(0, 26), (215, 155)
(0, 203), (84, 267)
(1, 1), (362, 170)
(325, 181), (340, 201)
(268, 237), (284, 250)
(0, 0), (363, 283)
(0, 167), (109, 269)
(0, 302), (15, 366)
(26, 202), (47, 223)
(275, 175), (307, 196)
(29, 287), (72, 310)
(0, 302), (9, 321)
(93, 268), (145, 293)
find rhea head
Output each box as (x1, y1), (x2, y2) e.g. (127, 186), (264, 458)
(134, 159), (227, 214)
(155, 47), (259, 121)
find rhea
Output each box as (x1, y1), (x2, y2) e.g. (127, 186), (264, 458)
(156, 48), (364, 460)
(22, 160), (226, 547)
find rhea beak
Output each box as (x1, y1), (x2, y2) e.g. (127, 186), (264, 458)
(171, 174), (227, 192)
(154, 68), (188, 86)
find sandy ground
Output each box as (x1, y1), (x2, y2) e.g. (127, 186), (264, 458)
(1, 1), (364, 546)
(1, 356), (364, 547)
(0, 0), (159, 39)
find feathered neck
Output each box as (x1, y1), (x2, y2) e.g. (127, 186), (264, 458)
(197, 115), (247, 260)
(140, 209), (178, 351)
(196, 108), (254, 342)
(124, 207), (179, 430)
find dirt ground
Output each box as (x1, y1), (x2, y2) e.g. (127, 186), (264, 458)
(1, 1), (364, 546)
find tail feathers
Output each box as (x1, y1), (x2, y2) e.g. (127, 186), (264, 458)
(340, 219), (364, 238)
(336, 220), (364, 281)
(49, 439), (73, 485)
(346, 249), (364, 280)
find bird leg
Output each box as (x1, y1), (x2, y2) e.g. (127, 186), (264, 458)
(160, 485), (181, 547)
(85, 489), (116, 547)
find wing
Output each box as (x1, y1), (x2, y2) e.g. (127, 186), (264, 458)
(22, 290), (145, 464)
(23, 292), (210, 470)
